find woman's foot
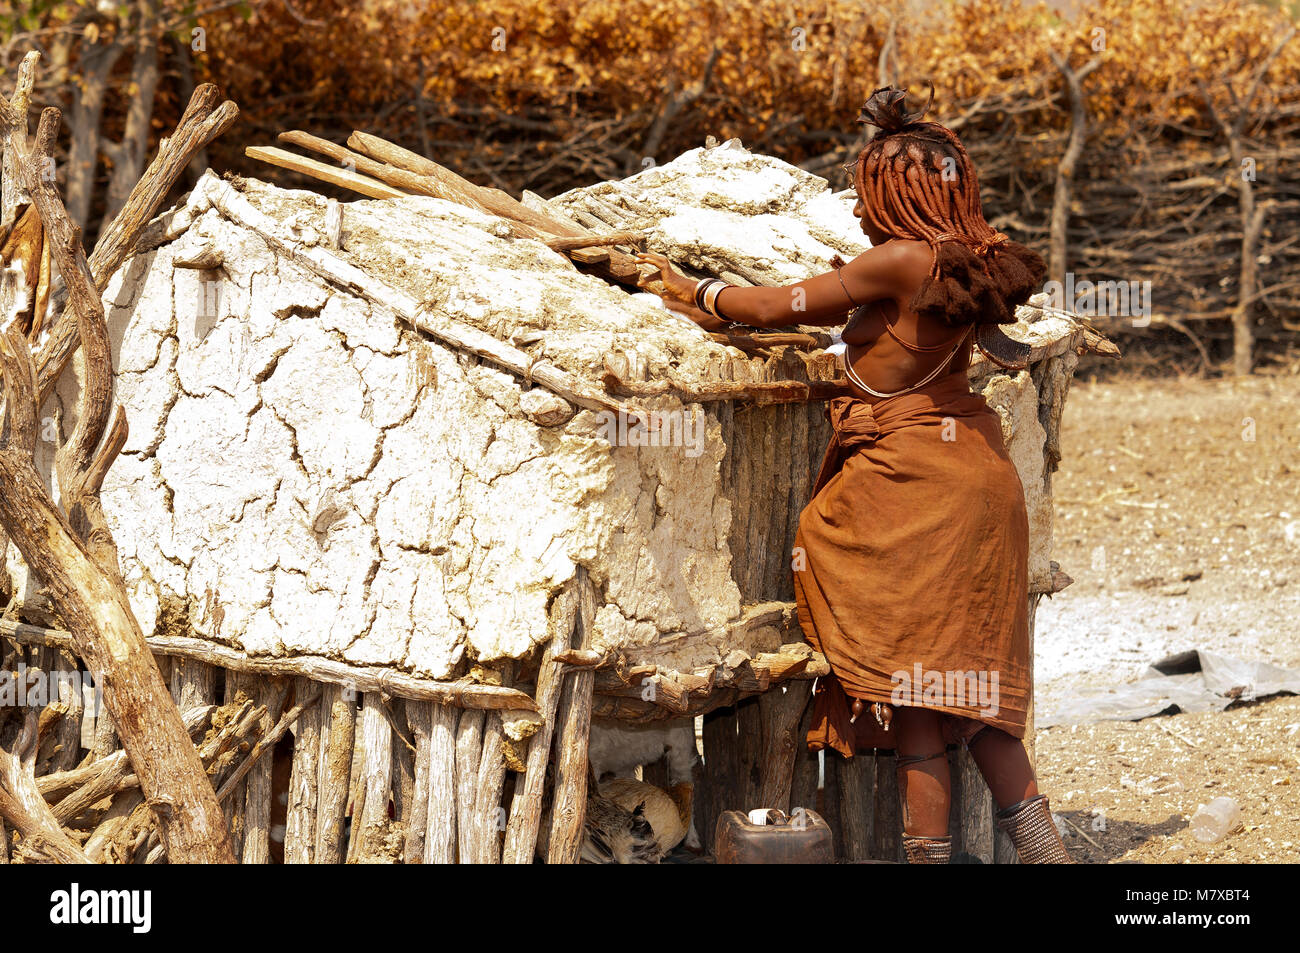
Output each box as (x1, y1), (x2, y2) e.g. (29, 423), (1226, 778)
(902, 832), (952, 864)
(995, 794), (1074, 863)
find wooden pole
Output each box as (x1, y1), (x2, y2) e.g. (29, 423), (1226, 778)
(388, 699), (416, 847)
(546, 568), (598, 864)
(314, 683), (356, 865)
(424, 703), (458, 864)
(873, 752), (903, 863)
(245, 145), (405, 199)
(404, 701), (433, 864)
(502, 581), (579, 863)
(0, 617), (537, 712)
(838, 753), (875, 862)
(240, 680), (287, 864)
(283, 677), (322, 864)
(1198, 27), (1294, 376)
(699, 704), (741, 854)
(221, 675), (247, 858)
(471, 710), (508, 864)
(1046, 51), (1101, 287)
(354, 692), (394, 861)
(454, 709), (485, 863)
(755, 681), (810, 811)
(956, 749), (994, 862)
(169, 658), (216, 712)
(0, 60), (236, 862)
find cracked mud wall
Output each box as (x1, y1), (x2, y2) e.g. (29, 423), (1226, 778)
(125, 217), (739, 676)
(9, 172), (752, 678)
(2, 142), (1084, 680)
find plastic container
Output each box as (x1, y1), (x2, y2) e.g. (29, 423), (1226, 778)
(1189, 797), (1240, 843)
(714, 807), (834, 864)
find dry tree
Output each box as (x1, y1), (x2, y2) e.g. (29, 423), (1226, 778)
(0, 50), (238, 863)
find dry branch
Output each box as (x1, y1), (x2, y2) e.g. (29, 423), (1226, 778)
(0, 617), (538, 711)
(0, 54), (235, 863)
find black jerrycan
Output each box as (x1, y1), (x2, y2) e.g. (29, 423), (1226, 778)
(714, 808), (834, 864)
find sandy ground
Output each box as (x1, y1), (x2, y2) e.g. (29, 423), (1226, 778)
(1034, 368), (1300, 863)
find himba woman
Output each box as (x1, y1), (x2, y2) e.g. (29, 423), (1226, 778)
(633, 86), (1073, 864)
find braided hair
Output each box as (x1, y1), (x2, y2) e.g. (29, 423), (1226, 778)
(849, 86), (1045, 327)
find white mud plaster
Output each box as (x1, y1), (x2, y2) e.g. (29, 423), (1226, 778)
(88, 190), (742, 678)
(981, 370), (1053, 588)
(6, 141), (1084, 680)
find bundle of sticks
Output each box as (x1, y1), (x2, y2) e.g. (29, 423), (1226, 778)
(247, 131), (649, 289)
(247, 130), (840, 360)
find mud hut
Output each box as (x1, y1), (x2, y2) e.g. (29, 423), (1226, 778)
(1, 135), (1114, 863)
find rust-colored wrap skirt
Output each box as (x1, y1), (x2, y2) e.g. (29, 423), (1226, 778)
(793, 371), (1030, 759)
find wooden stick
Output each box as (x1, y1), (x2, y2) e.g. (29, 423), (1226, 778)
(546, 568), (598, 864)
(283, 677), (322, 863)
(354, 693), (394, 862)
(0, 617), (537, 711)
(48, 706), (213, 823)
(39, 647), (83, 774)
(0, 709), (90, 863)
(245, 145), (406, 200)
(314, 683), (356, 864)
(756, 681), (811, 812)
(424, 703), (458, 864)
(404, 702), (433, 864)
(470, 710), (508, 864)
(347, 130), (584, 239)
(265, 133), (637, 264)
(454, 709), (485, 863)
(544, 231), (640, 252)
(347, 130), (643, 283)
(837, 752), (875, 862)
(239, 681), (287, 863)
(603, 366), (854, 405)
(388, 699), (416, 848)
(873, 753), (903, 863)
(220, 675), (247, 858)
(957, 748), (994, 862)
(217, 684), (320, 801)
(502, 581), (578, 863)
(708, 331), (834, 351)
(85, 699), (258, 862)
(0, 81), (234, 862)
(1045, 51), (1101, 286)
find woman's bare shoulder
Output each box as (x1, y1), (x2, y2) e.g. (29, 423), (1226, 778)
(836, 240), (933, 303)
(845, 240), (931, 278)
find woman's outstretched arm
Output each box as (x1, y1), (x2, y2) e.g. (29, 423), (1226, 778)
(633, 243), (927, 329)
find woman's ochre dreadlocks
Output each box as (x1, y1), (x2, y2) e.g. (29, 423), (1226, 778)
(850, 86), (1045, 326)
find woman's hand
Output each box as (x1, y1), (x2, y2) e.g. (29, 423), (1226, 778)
(632, 251), (699, 305)
(662, 295), (730, 332)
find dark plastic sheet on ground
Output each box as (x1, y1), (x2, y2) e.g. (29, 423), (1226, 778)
(1038, 650), (1300, 727)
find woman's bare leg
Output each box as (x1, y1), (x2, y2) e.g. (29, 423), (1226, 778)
(891, 706), (951, 837)
(968, 726), (1074, 862)
(966, 727), (1037, 810)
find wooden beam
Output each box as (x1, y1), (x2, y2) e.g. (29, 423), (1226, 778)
(546, 568), (598, 863)
(0, 617), (537, 711)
